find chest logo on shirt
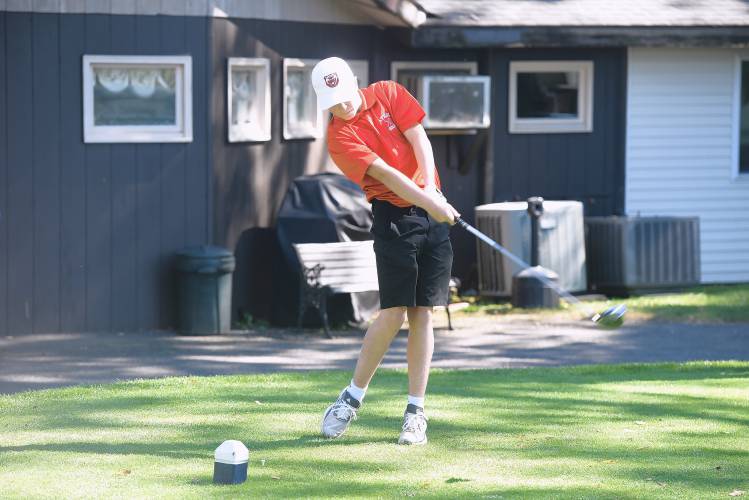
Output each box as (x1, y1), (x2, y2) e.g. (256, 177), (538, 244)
(378, 112), (396, 131)
(324, 73), (339, 88)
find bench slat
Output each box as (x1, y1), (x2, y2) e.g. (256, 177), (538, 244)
(294, 241), (379, 293)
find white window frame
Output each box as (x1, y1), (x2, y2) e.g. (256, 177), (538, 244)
(283, 58), (323, 140)
(733, 54), (749, 180)
(227, 57), (271, 143)
(283, 58), (369, 140)
(509, 60), (593, 134)
(83, 55), (192, 143)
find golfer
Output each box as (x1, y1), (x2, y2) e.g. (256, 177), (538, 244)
(311, 57), (460, 445)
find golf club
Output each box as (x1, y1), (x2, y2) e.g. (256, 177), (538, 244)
(455, 217), (627, 328)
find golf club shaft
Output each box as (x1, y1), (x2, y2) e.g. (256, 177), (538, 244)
(455, 217), (595, 317)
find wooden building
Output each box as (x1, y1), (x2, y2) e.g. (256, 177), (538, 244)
(1, 0), (747, 335)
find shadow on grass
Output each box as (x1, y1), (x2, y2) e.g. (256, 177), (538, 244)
(1, 363), (747, 496)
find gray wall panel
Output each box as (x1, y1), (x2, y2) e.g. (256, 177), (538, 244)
(490, 48), (626, 217)
(0, 12), (7, 335)
(134, 14), (162, 329)
(32, 13), (62, 332)
(84, 14), (112, 331)
(109, 14), (138, 332)
(158, 14), (187, 327)
(7, 13), (34, 334)
(6, 11), (211, 334)
(184, 15), (209, 247)
(59, 13), (87, 332)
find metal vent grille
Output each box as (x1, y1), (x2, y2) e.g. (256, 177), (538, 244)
(585, 216), (701, 292)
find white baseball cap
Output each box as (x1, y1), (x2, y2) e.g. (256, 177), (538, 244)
(311, 57), (359, 111)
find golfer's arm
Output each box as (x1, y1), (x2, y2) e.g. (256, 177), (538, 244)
(403, 124), (437, 190)
(366, 158), (438, 212)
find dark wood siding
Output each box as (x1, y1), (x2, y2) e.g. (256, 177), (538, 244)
(0, 12), (7, 336)
(0, 12), (211, 335)
(490, 48), (627, 216)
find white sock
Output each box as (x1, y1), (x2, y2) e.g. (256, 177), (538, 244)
(346, 380), (367, 403)
(407, 395), (425, 408)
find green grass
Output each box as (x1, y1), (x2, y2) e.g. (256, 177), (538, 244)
(460, 284), (749, 323)
(2, 364), (748, 498)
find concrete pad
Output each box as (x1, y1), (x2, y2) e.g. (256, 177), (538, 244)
(1, 315), (748, 394)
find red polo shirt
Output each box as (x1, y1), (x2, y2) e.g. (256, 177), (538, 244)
(327, 81), (441, 208)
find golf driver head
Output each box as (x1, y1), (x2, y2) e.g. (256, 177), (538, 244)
(591, 304), (627, 329)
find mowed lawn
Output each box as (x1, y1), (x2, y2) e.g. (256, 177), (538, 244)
(1, 363), (748, 499)
(461, 284), (749, 323)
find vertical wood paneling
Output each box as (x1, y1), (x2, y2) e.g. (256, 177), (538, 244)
(158, 14), (187, 329)
(6, 12), (212, 334)
(109, 14), (138, 332)
(490, 48), (626, 216)
(184, 15), (209, 247)
(59, 13), (86, 332)
(135, 14), (161, 329)
(0, 12), (7, 335)
(32, 13), (61, 332)
(7, 13), (34, 334)
(84, 14), (112, 331)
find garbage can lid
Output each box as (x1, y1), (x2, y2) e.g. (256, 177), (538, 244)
(176, 245), (234, 260)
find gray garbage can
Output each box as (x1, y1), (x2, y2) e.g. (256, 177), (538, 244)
(176, 246), (236, 334)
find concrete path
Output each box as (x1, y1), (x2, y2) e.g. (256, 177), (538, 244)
(1, 315), (747, 394)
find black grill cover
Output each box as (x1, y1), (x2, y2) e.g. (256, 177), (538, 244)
(273, 173), (378, 327)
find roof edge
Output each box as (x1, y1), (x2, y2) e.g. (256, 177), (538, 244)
(411, 25), (749, 48)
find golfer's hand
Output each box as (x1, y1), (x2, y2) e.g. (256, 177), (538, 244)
(428, 199), (461, 225)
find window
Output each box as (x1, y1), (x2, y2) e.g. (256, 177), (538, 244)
(227, 58), (271, 142)
(283, 58), (369, 140)
(283, 59), (320, 139)
(420, 75), (491, 129)
(738, 60), (749, 175)
(83, 55), (192, 143)
(509, 61), (593, 134)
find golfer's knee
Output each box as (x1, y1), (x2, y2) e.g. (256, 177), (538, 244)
(407, 306), (432, 327)
(380, 306), (406, 326)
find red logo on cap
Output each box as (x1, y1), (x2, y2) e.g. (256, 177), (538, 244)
(324, 73), (339, 88)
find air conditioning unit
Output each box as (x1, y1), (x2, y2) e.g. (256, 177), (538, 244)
(585, 216), (701, 293)
(476, 201), (587, 297)
(418, 75), (491, 130)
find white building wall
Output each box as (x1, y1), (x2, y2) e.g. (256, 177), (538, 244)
(626, 47), (749, 283)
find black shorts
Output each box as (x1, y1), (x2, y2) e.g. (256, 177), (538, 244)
(370, 199), (454, 309)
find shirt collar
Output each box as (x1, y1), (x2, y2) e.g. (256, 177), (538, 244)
(358, 87), (376, 111)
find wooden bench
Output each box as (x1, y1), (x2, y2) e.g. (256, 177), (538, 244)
(293, 240), (458, 337)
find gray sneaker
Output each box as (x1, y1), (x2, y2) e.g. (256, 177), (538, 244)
(398, 407), (428, 445)
(321, 390), (360, 439)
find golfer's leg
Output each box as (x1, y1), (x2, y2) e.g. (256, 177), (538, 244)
(406, 306), (434, 398)
(352, 306), (406, 388)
